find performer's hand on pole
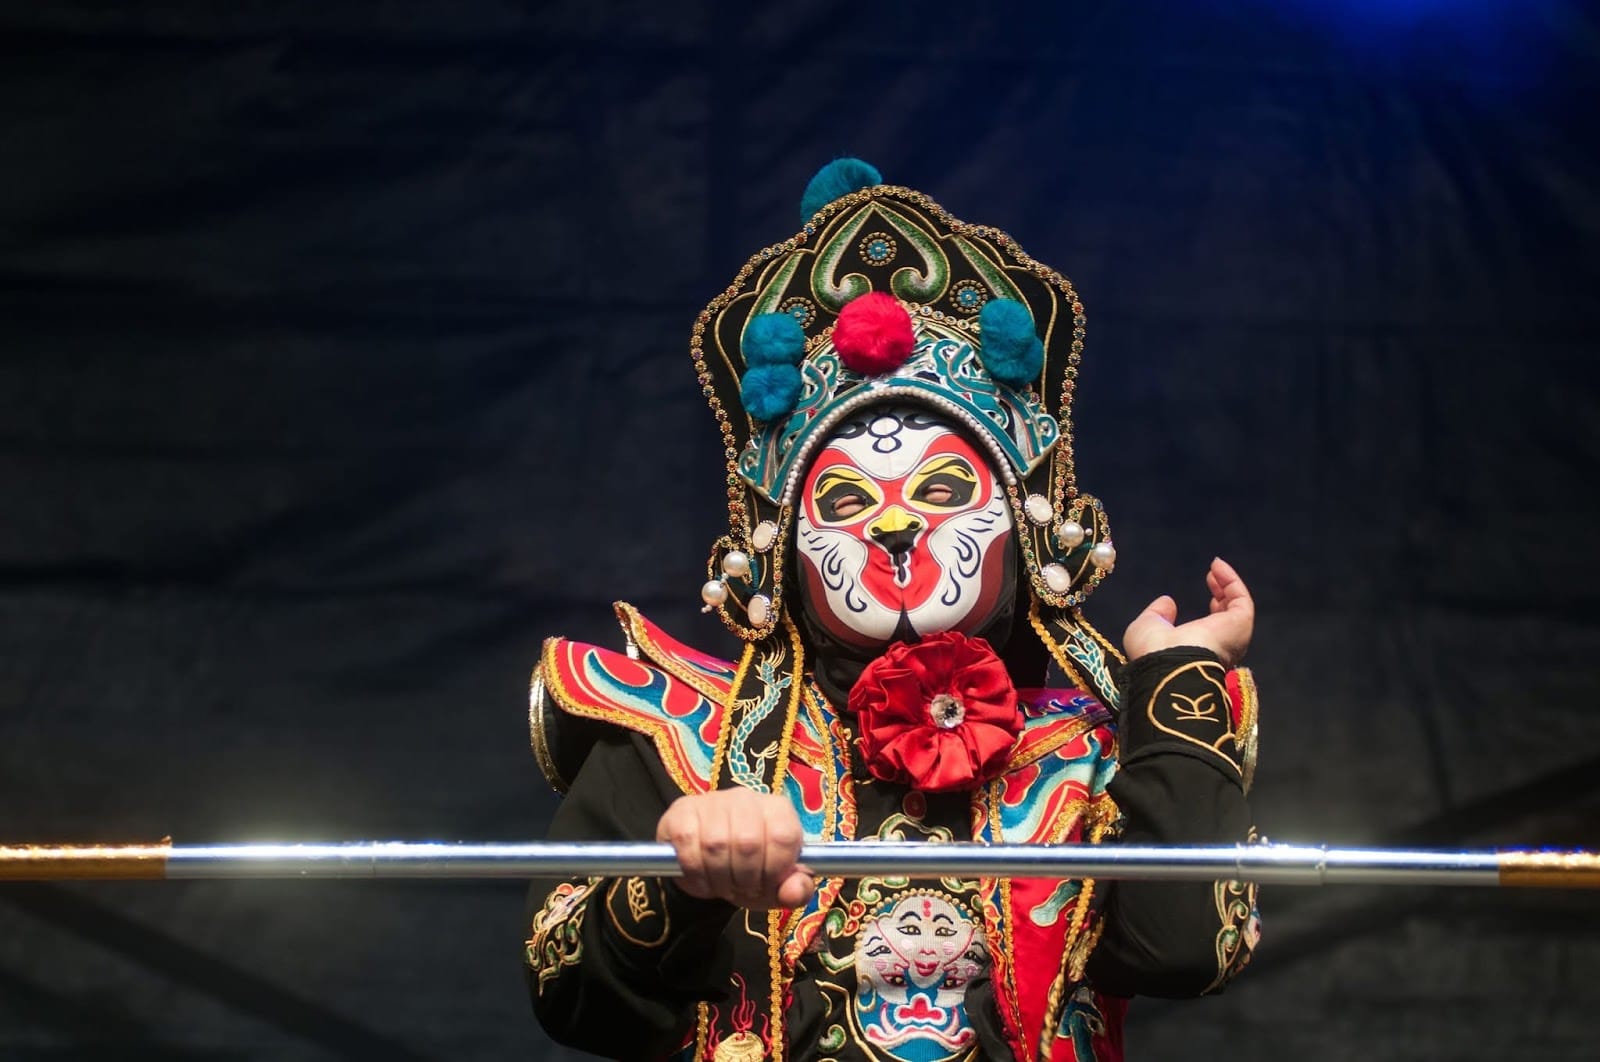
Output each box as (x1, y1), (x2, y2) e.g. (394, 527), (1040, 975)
(1122, 557), (1255, 666)
(655, 789), (815, 909)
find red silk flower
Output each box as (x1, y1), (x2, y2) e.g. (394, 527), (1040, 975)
(847, 631), (1023, 793)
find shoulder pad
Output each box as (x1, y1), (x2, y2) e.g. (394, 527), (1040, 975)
(614, 601), (739, 699)
(531, 605), (736, 795)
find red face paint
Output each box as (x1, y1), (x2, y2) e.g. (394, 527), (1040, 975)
(796, 406), (1013, 650)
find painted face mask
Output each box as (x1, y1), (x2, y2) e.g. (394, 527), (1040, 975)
(795, 405), (1014, 650)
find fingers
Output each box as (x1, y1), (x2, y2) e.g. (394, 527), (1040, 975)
(1144, 594), (1179, 624)
(1210, 557), (1255, 618)
(655, 791), (808, 909)
(1125, 565), (1260, 664)
(699, 799), (739, 903)
(1122, 594), (1179, 662)
(762, 808), (804, 907)
(776, 866), (816, 909)
(1200, 557), (1255, 665)
(1209, 557), (1247, 600)
(728, 803), (766, 902)
(658, 796), (711, 899)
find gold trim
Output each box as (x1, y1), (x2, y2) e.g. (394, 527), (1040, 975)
(1010, 714), (1109, 777)
(525, 877), (602, 995)
(1074, 609), (1126, 667)
(710, 642), (757, 789)
(1067, 918), (1107, 984)
(614, 601), (734, 702)
(767, 615), (807, 791)
(527, 661), (567, 794)
(1233, 667), (1260, 794)
(604, 877), (671, 948)
(1145, 659), (1241, 772)
(1201, 876), (1259, 994)
(1040, 969), (1067, 1060)
(998, 875), (1022, 1050)
(695, 1002), (711, 1061)
(833, 707), (859, 840)
(767, 907), (787, 1061)
(539, 637), (706, 796)
(1038, 812), (1114, 1055)
(986, 775), (1004, 841)
(1027, 596), (1093, 692)
(804, 684), (839, 841)
(1041, 797), (1093, 845)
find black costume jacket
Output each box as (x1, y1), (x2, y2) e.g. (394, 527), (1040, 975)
(525, 604), (1259, 1061)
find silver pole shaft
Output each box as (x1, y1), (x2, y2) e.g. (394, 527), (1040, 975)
(151, 842), (1506, 886)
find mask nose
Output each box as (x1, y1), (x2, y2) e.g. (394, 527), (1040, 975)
(868, 505), (923, 558)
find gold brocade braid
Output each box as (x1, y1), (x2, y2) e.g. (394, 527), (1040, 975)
(1039, 810), (1116, 1059)
(1027, 597), (1093, 693)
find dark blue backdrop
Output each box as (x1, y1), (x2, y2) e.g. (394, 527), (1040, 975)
(2, 2), (1597, 1058)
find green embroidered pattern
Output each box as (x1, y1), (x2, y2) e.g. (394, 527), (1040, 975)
(810, 201), (950, 311)
(525, 877), (600, 994)
(1204, 876), (1261, 994)
(726, 643), (792, 792)
(1063, 627), (1119, 711)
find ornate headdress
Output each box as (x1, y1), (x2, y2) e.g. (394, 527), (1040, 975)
(690, 160), (1126, 706)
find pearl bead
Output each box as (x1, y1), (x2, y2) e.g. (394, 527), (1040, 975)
(748, 594), (772, 626)
(751, 521), (779, 552)
(1042, 563), (1072, 593)
(721, 550), (752, 579)
(1056, 520), (1085, 549)
(700, 580), (729, 608)
(1024, 493), (1052, 525)
(1089, 542), (1116, 570)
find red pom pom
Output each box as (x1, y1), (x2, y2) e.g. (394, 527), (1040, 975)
(832, 292), (915, 375)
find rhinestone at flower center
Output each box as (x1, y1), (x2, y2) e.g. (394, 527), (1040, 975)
(929, 693), (966, 729)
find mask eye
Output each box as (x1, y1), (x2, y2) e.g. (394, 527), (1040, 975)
(908, 456), (978, 510)
(830, 492), (870, 519)
(812, 469), (881, 525)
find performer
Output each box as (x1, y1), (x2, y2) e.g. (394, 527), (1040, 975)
(524, 159), (1261, 1062)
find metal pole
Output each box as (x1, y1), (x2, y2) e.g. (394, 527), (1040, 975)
(3, 841), (1597, 887)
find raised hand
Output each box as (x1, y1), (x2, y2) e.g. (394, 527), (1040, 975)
(1122, 557), (1255, 667)
(655, 788), (814, 909)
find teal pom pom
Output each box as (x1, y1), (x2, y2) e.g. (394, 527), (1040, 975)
(742, 313), (806, 367)
(741, 363), (804, 422)
(800, 158), (882, 222)
(978, 299), (1044, 387)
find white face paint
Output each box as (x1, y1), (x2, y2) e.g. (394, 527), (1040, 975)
(853, 891), (986, 1054)
(795, 406), (1013, 650)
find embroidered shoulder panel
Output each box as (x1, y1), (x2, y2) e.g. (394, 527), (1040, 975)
(614, 601), (740, 701)
(992, 689), (1117, 846)
(540, 635), (725, 795)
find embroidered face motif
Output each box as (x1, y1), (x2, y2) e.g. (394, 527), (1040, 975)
(853, 891), (985, 1057)
(796, 405), (1013, 650)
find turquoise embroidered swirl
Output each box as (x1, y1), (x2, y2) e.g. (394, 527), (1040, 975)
(726, 646), (792, 792)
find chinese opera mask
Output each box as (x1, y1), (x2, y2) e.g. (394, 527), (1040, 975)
(795, 405), (1015, 653)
